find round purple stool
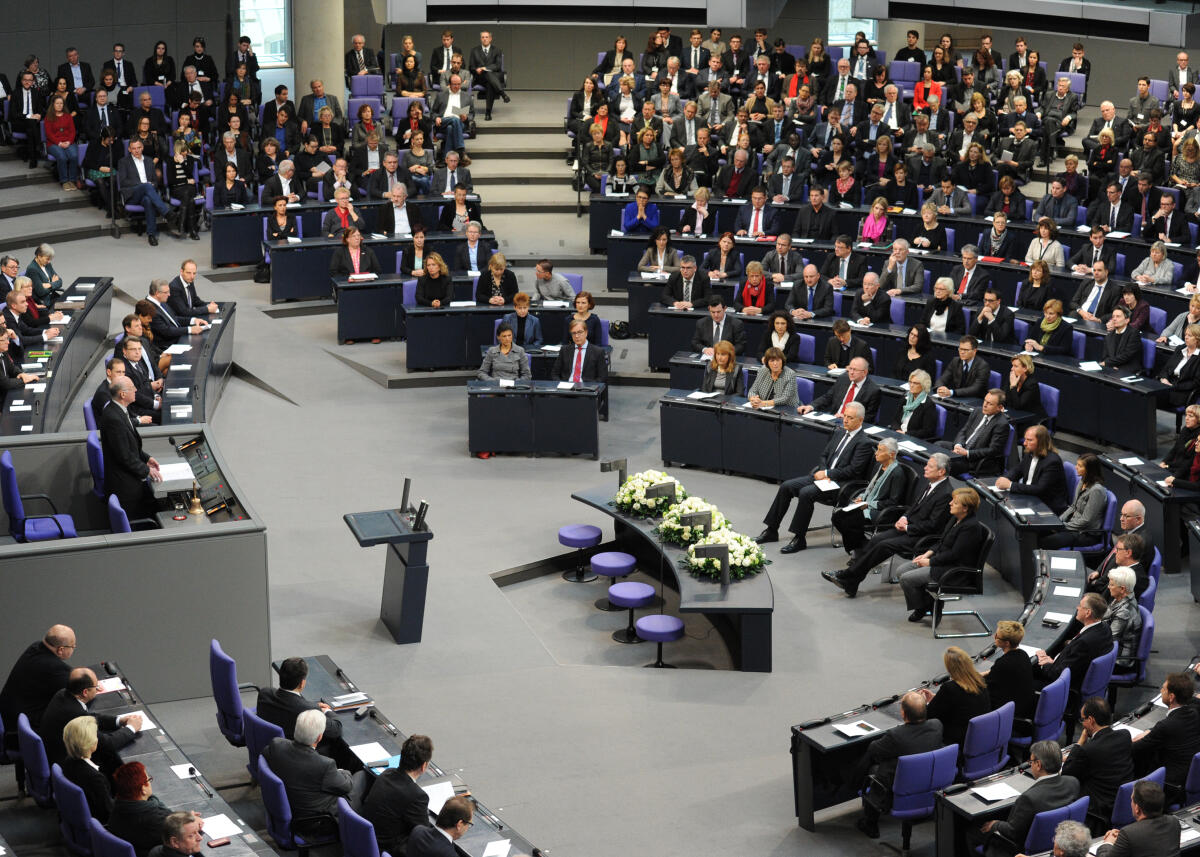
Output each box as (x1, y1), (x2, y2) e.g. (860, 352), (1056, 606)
(635, 614), (685, 668)
(591, 551), (637, 611)
(558, 524), (602, 582)
(607, 581), (655, 643)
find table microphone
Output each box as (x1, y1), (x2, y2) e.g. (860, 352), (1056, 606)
(369, 709), (398, 735)
(188, 767), (213, 797)
(335, 668), (357, 691)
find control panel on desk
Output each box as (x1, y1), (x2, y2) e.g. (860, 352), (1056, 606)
(175, 437), (246, 521)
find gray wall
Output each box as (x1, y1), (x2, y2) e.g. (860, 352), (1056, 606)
(0, 0), (231, 86)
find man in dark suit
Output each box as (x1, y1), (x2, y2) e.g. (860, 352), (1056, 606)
(1132, 672), (1200, 802)
(767, 155), (806, 204)
(975, 741), (1079, 857)
(881, 239), (925, 296)
(969, 290), (1015, 344)
(760, 234), (805, 284)
(732, 187), (777, 237)
(367, 152), (411, 199)
(936, 337), (991, 399)
(690, 295), (745, 355)
(1087, 505), (1150, 595)
(101, 44), (137, 107)
(1062, 697), (1134, 824)
(821, 320), (873, 370)
(757, 401), (873, 552)
(118, 139), (172, 246)
(39, 668), (140, 772)
(1070, 227), (1119, 275)
(897, 486), (988, 621)
(3, 291), (59, 359)
(948, 246), (992, 304)
(10, 72), (45, 167)
(792, 186), (836, 241)
(255, 657), (358, 769)
(1101, 306), (1142, 371)
(261, 86), (297, 130)
(90, 357), (129, 428)
(1087, 184), (1135, 235)
(849, 273), (891, 326)
(168, 67), (214, 111)
(821, 58), (863, 107)
(82, 89), (123, 143)
(1032, 594), (1112, 697)
(826, 454), (953, 597)
(99, 377), (161, 519)
(361, 735), (433, 856)
(147, 280), (206, 348)
(1069, 259), (1122, 323)
(57, 48), (95, 100)
(378, 185), (425, 236)
(997, 425), (1070, 514)
(941, 390), (1010, 476)
(0, 625), (75, 750)
(721, 34), (751, 98)
(118, 337), (162, 424)
(407, 797), (473, 857)
(1097, 781), (1182, 856)
(469, 31), (508, 119)
(786, 264), (834, 321)
(345, 34), (380, 79)
(661, 256), (709, 309)
(429, 31), (458, 83)
(228, 36), (261, 85)
(168, 260), (218, 318)
(555, 320), (608, 382)
(712, 149), (757, 199)
(1142, 193), (1189, 243)
(213, 133), (254, 185)
(260, 710), (367, 821)
(296, 79), (344, 135)
(1082, 101), (1133, 153)
(803, 357), (882, 423)
(854, 692), (944, 838)
(819, 236), (867, 291)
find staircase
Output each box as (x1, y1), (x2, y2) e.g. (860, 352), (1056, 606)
(0, 151), (111, 253)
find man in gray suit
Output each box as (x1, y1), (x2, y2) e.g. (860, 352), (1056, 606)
(939, 389), (1010, 476)
(437, 53), (472, 91)
(881, 238), (925, 296)
(430, 150), (472, 194)
(697, 81), (733, 133)
(974, 741), (1079, 857)
(1167, 51), (1198, 102)
(1097, 780), (1181, 857)
(260, 709), (368, 821)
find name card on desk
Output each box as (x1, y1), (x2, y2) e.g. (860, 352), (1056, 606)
(76, 282), (96, 290)
(166, 388), (189, 397)
(793, 238), (814, 244)
(285, 236), (302, 243)
(9, 405), (30, 412)
(449, 300), (475, 307)
(1012, 508), (1035, 516)
(726, 198), (747, 204)
(170, 405), (193, 418)
(61, 295), (85, 303)
(1050, 557), (1077, 571)
(172, 364), (193, 372)
(26, 383), (45, 393)
(498, 379), (515, 388)
(832, 720), (879, 738)
(47, 336), (63, 343)
(972, 782), (1021, 802)
(21, 363), (40, 371)
(467, 270), (482, 277)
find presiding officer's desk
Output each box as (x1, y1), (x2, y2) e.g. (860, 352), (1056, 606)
(157, 302), (236, 426)
(0, 426), (270, 702)
(789, 549), (1082, 832)
(1, 277), (113, 436)
(264, 229), (496, 303)
(467, 380), (603, 458)
(87, 661), (275, 856)
(332, 276), (518, 343)
(1100, 453), (1200, 578)
(406, 305), (575, 371)
(277, 655), (539, 857)
(572, 485), (774, 671)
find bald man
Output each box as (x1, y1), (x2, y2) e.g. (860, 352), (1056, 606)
(39, 667), (142, 772)
(1, 625), (76, 769)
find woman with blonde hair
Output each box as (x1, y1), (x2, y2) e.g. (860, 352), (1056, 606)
(920, 643), (991, 746)
(61, 716), (115, 822)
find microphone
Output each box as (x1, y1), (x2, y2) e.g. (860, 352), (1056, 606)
(102, 661), (119, 676)
(335, 668), (357, 691)
(188, 766), (213, 797)
(369, 708), (398, 735)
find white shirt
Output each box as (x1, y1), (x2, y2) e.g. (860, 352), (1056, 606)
(367, 148), (380, 169)
(115, 62), (126, 86)
(929, 306), (948, 332)
(131, 155), (149, 184)
(1025, 455), (1039, 484)
(1080, 281), (1105, 312)
(443, 90), (462, 117)
(1174, 348), (1197, 376)
(392, 204), (410, 235)
(279, 175), (293, 195)
(70, 64), (83, 88)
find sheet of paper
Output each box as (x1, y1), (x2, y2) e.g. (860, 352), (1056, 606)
(1108, 230), (1130, 239)
(158, 462), (195, 482)
(609, 229), (625, 236)
(686, 391), (720, 399)
(348, 273), (378, 282)
(1078, 360), (1102, 371)
(1018, 644), (1040, 657)
(1181, 828), (1200, 846)
(122, 711), (156, 731)
(285, 235), (302, 243)
(541, 344), (561, 352)
(482, 840), (511, 857)
(171, 763), (198, 779)
(1118, 457), (1143, 466)
(841, 501), (866, 512)
(1062, 316), (1077, 324)
(813, 478), (839, 491)
(1050, 556), (1076, 570)
(1113, 723), (1144, 738)
(97, 677), (125, 693)
(26, 383), (45, 393)
(972, 782), (1021, 801)
(76, 282), (96, 290)
(370, 233), (388, 240)
(793, 237), (814, 244)
(19, 426), (31, 432)
(542, 300), (570, 308)
(1012, 508), (1035, 515)
(171, 364), (193, 372)
(832, 720), (879, 738)
(58, 315), (71, 324)
(826, 367), (846, 376)
(742, 400), (771, 410)
(864, 426), (886, 435)
(166, 387), (188, 397)
(201, 814), (243, 839)
(349, 742), (390, 765)
(164, 344), (192, 354)
(1169, 335), (1186, 347)
(448, 300), (475, 307)
(9, 405), (31, 412)
(1053, 585), (1081, 597)
(557, 381), (574, 390)
(229, 202), (244, 210)
(1044, 611), (1073, 623)
(497, 379), (514, 388)
(422, 780), (456, 815)
(467, 270), (482, 278)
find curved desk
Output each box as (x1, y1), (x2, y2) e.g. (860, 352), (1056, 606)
(0, 277), (113, 435)
(158, 302), (236, 426)
(572, 485), (774, 672)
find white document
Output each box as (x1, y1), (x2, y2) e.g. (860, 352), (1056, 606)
(541, 344), (562, 352)
(1012, 508), (1035, 515)
(609, 229), (625, 236)
(27, 383), (45, 393)
(164, 344), (192, 354)
(865, 426), (886, 435)
(542, 300), (570, 308)
(285, 236), (302, 243)
(370, 233), (387, 240)
(727, 198), (747, 204)
(686, 391), (720, 400)
(838, 201), (853, 209)
(805, 411), (837, 422)
(171, 763), (198, 779)
(813, 478), (839, 492)
(556, 381), (574, 390)
(1062, 316), (1077, 324)
(201, 815), (243, 839)
(76, 282), (96, 290)
(1113, 724), (1145, 738)
(58, 315), (71, 324)
(1075, 223), (1090, 232)
(1050, 556), (1076, 570)
(827, 367), (846, 376)
(1118, 457), (1143, 466)
(742, 400), (772, 410)
(166, 388), (188, 397)
(229, 203), (244, 210)
(841, 501), (867, 512)
(422, 780), (456, 815)
(448, 300), (475, 307)
(1018, 644), (1040, 657)
(1107, 231), (1130, 239)
(47, 336), (63, 343)
(19, 426), (31, 432)
(793, 238), (814, 244)
(497, 379), (514, 388)
(122, 711), (156, 731)
(9, 405), (30, 412)
(1044, 611), (1073, 623)
(347, 273), (378, 282)
(1181, 828), (1200, 846)
(481, 840), (511, 857)
(1053, 585), (1081, 597)
(172, 364), (193, 372)
(972, 782), (1021, 802)
(61, 295), (85, 303)
(1078, 360), (1102, 371)
(1169, 335), (1186, 347)
(158, 462), (195, 482)
(97, 677), (125, 693)
(349, 742), (390, 764)
(467, 270), (482, 278)
(1001, 150), (1014, 163)
(832, 720), (879, 738)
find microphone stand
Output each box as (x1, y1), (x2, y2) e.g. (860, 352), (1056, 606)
(646, 480), (678, 612)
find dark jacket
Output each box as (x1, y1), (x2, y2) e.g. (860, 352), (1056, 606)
(0, 640), (71, 731)
(986, 649), (1035, 722)
(890, 398), (939, 440)
(921, 298), (967, 335)
(927, 516), (988, 584)
(1007, 451), (1070, 514)
(700, 364), (744, 395)
(926, 680), (991, 748)
(951, 410), (1011, 476)
(988, 773), (1081, 854)
(1133, 704), (1200, 788)
(864, 719), (944, 785)
(1035, 620), (1112, 691)
(937, 357), (991, 399)
(810, 375), (882, 423)
(361, 768), (431, 856)
(821, 335), (873, 371)
(1062, 726), (1133, 822)
(1095, 813), (1182, 857)
(107, 796), (172, 857)
(60, 756), (114, 822)
(260, 737), (354, 819)
(1103, 327), (1143, 371)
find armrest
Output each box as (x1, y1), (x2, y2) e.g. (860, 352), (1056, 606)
(24, 514), (66, 539)
(127, 516), (159, 532)
(913, 534), (940, 552)
(21, 492), (60, 514)
(927, 564), (982, 593)
(835, 480), (868, 506)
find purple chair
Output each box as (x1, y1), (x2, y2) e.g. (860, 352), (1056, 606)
(1108, 607), (1153, 706)
(16, 713), (53, 807)
(1141, 338), (1156, 374)
(258, 755), (339, 853)
(1013, 318), (1028, 344)
(563, 273), (584, 294)
(349, 75), (384, 97)
(0, 450), (77, 541)
(961, 701), (1014, 780)
(337, 797), (389, 857)
(1071, 331), (1086, 360)
(796, 377), (814, 404)
(244, 709), (284, 783)
(86, 431), (104, 499)
(1079, 642), (1119, 703)
(608, 581), (656, 643)
(51, 762), (93, 855)
(1183, 753), (1200, 805)
(1138, 576), (1158, 613)
(1019, 796), (1089, 854)
(558, 524), (602, 582)
(635, 614), (685, 667)
(890, 299), (906, 325)
(209, 638), (253, 747)
(90, 819), (135, 857)
(591, 551), (636, 611)
(874, 744), (958, 853)
(402, 279), (417, 306)
(1149, 306), (1167, 335)
(1039, 383), (1059, 430)
(934, 405), (947, 439)
(797, 333), (816, 363)
(1111, 768), (1164, 828)
(1011, 668), (1070, 752)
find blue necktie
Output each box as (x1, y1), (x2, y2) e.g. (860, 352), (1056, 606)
(1086, 285), (1103, 315)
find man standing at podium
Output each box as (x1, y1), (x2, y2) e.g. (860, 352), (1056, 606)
(100, 377), (161, 518)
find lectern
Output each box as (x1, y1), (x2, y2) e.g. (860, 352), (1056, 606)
(344, 509), (433, 644)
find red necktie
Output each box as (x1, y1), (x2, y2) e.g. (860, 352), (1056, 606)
(752, 207), (761, 234)
(839, 382), (857, 416)
(958, 271), (969, 295)
(572, 347), (584, 383)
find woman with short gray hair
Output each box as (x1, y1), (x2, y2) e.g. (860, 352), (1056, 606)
(26, 243), (63, 304)
(1105, 564), (1143, 670)
(830, 437), (907, 553)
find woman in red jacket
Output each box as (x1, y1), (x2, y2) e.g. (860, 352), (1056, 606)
(43, 94), (80, 190)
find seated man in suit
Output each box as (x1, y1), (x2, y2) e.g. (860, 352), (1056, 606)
(881, 239), (925, 296)
(849, 273), (891, 326)
(407, 797), (473, 857)
(792, 185), (837, 241)
(819, 235), (867, 291)
(153, 812), (204, 857)
(452, 222), (492, 273)
(554, 320), (608, 382)
(91, 357), (135, 427)
(1082, 101), (1132, 153)
(361, 735), (433, 856)
(929, 174), (972, 218)
(662, 256), (709, 309)
(996, 425), (1070, 514)
(733, 186), (777, 237)
(759, 233), (804, 284)
(3, 290), (60, 357)
(1032, 593), (1112, 702)
(969, 289), (1015, 343)
(690, 295), (745, 356)
(1142, 192), (1189, 244)
(897, 486), (988, 622)
(263, 160), (302, 205)
(1069, 259), (1121, 323)
(1097, 781), (1181, 856)
(1070, 226), (1118, 274)
(39, 668), (140, 773)
(345, 34), (379, 79)
(1033, 179), (1080, 230)
(825, 454), (953, 597)
(84, 88), (124, 143)
(1087, 183), (1134, 236)
(713, 149), (758, 200)
(1100, 305), (1142, 371)
(936, 336), (991, 399)
(256, 657), (355, 768)
(939, 389), (1010, 476)
(0, 624), (75, 765)
(430, 150), (472, 196)
(757, 401), (873, 552)
(261, 709), (368, 823)
(1062, 697), (1134, 825)
(949, 245), (991, 303)
(786, 264), (834, 321)
(767, 154), (807, 204)
(973, 741), (1079, 857)
(168, 260), (218, 318)
(119, 337), (162, 424)
(100, 377), (162, 519)
(378, 184), (425, 236)
(853, 691), (944, 839)
(367, 152), (410, 199)
(822, 319), (873, 370)
(1132, 672), (1200, 804)
(146, 280), (207, 349)
(296, 79), (343, 136)
(1087, 501), (1149, 594)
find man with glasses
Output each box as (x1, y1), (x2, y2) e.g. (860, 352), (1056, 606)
(1087, 502), (1150, 595)
(969, 289), (1015, 343)
(407, 796), (474, 857)
(0, 256), (20, 297)
(39, 667), (142, 771)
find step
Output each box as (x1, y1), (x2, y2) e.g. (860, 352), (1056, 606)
(0, 184), (92, 220)
(0, 208), (114, 253)
(0, 163), (56, 190)
(471, 158), (571, 186)
(469, 133), (567, 158)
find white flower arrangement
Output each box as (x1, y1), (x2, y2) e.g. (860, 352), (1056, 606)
(684, 528), (767, 580)
(656, 496), (730, 546)
(612, 470), (687, 518)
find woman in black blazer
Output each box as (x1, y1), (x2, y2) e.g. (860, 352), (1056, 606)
(265, 196), (298, 241)
(590, 39), (634, 83)
(1162, 404), (1200, 472)
(437, 186), (484, 233)
(701, 234), (744, 283)
(569, 77), (603, 138)
(922, 645), (991, 748)
(1022, 299), (1074, 356)
(474, 253), (518, 306)
(1001, 354), (1044, 418)
(61, 717), (114, 823)
(890, 370), (939, 440)
(700, 341), (744, 395)
(328, 228), (381, 277)
(398, 226), (429, 279)
(1157, 324), (1200, 408)
(920, 279), (966, 334)
(213, 163), (251, 209)
(415, 253), (453, 307)
(894, 324), (938, 380)
(678, 189), (717, 235)
(759, 311), (800, 363)
(984, 620), (1036, 722)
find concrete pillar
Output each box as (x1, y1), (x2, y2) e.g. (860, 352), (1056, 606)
(293, 0), (345, 120)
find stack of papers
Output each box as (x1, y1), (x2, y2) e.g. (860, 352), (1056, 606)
(542, 300), (570, 308)
(422, 780), (455, 815)
(158, 462), (195, 482)
(285, 236), (302, 243)
(972, 782), (1021, 802)
(448, 300), (475, 307)
(1078, 361), (1102, 372)
(348, 273), (378, 282)
(1049, 556), (1077, 571)
(350, 742), (390, 765)
(200, 815), (243, 839)
(1053, 585), (1081, 597)
(832, 720), (879, 738)
(864, 426), (886, 435)
(1044, 611), (1073, 623)
(1118, 456), (1143, 466)
(164, 344), (193, 355)
(686, 391), (720, 400)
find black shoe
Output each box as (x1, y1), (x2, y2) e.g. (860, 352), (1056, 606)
(821, 570), (845, 591)
(189, 230), (200, 240)
(779, 536), (806, 553)
(855, 818), (880, 839)
(501, 93), (511, 104)
(755, 529), (779, 544)
(484, 112), (492, 121)
(148, 234), (158, 246)
(28, 159), (37, 168)
(907, 609), (928, 623)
